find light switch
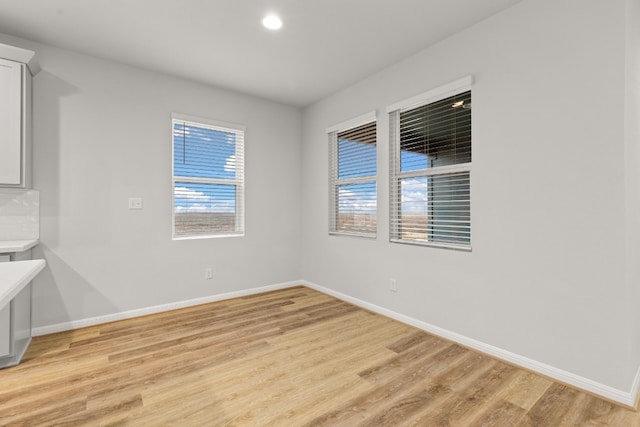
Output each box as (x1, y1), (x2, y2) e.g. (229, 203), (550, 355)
(128, 197), (143, 209)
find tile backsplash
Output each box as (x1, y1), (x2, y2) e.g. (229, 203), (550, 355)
(0, 188), (39, 240)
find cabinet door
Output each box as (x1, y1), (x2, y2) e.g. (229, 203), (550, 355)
(0, 304), (10, 358)
(0, 58), (22, 185)
(0, 255), (10, 357)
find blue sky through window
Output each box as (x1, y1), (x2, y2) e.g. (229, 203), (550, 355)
(337, 139), (376, 179)
(173, 122), (238, 213)
(338, 182), (376, 214)
(172, 123), (429, 215)
(334, 136), (430, 215)
(336, 138), (376, 216)
(174, 182), (236, 213)
(401, 150), (429, 172)
(400, 151), (430, 214)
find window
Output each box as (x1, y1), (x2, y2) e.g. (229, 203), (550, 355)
(172, 113), (245, 239)
(328, 112), (377, 237)
(388, 77), (472, 250)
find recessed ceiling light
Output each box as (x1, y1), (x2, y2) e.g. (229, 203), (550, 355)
(262, 14), (282, 30)
(451, 101), (464, 108)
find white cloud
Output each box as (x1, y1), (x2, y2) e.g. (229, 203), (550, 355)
(401, 178), (428, 212)
(187, 203), (209, 212)
(174, 186), (236, 213)
(224, 154), (236, 172)
(173, 128), (190, 137)
(174, 186), (211, 201)
(338, 188), (376, 213)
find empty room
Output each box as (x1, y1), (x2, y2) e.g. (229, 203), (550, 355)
(1, 0), (640, 425)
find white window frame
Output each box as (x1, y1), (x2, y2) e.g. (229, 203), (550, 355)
(387, 76), (472, 251)
(171, 112), (245, 240)
(327, 111), (377, 238)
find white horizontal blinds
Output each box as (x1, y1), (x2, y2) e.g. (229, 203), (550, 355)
(329, 119), (377, 236)
(172, 117), (245, 238)
(328, 131), (338, 233)
(399, 91), (471, 169)
(389, 112), (401, 240)
(390, 90), (471, 249)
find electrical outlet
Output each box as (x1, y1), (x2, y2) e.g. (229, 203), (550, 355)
(390, 278), (397, 292)
(205, 268), (213, 280)
(128, 197), (143, 209)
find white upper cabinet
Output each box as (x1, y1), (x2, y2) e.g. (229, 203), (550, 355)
(0, 59), (23, 185)
(0, 44), (39, 188)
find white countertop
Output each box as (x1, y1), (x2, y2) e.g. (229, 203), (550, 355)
(0, 259), (45, 309)
(0, 240), (39, 253)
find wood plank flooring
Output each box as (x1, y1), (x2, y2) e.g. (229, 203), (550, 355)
(0, 286), (638, 426)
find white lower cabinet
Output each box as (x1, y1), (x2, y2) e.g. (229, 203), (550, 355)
(12, 281), (31, 351)
(0, 255), (10, 359)
(0, 252), (35, 368)
(0, 304), (10, 358)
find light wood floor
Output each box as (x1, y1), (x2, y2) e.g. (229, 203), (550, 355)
(0, 286), (638, 426)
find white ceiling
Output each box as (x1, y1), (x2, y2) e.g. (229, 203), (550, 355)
(0, 0), (522, 107)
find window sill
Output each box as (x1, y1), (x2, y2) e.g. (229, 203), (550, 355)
(329, 231), (377, 240)
(173, 233), (244, 241)
(389, 238), (471, 252)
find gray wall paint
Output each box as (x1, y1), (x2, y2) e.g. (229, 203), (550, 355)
(0, 34), (303, 328)
(301, 0), (636, 391)
(1, 0), (639, 395)
(625, 0), (640, 376)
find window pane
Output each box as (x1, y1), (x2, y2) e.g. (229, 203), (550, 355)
(173, 122), (238, 180)
(329, 118), (377, 237)
(336, 181), (376, 234)
(173, 182), (238, 236)
(172, 116), (244, 239)
(337, 123), (377, 179)
(398, 173), (470, 245)
(400, 91), (471, 172)
(399, 176), (428, 241)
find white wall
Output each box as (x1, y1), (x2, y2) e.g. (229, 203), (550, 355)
(0, 33), (302, 329)
(1, 0), (639, 401)
(0, 189), (38, 240)
(301, 0), (636, 392)
(625, 0), (640, 380)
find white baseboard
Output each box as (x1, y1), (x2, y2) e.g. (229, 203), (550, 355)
(630, 364), (640, 408)
(300, 280), (639, 408)
(31, 278), (640, 407)
(31, 280), (302, 337)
